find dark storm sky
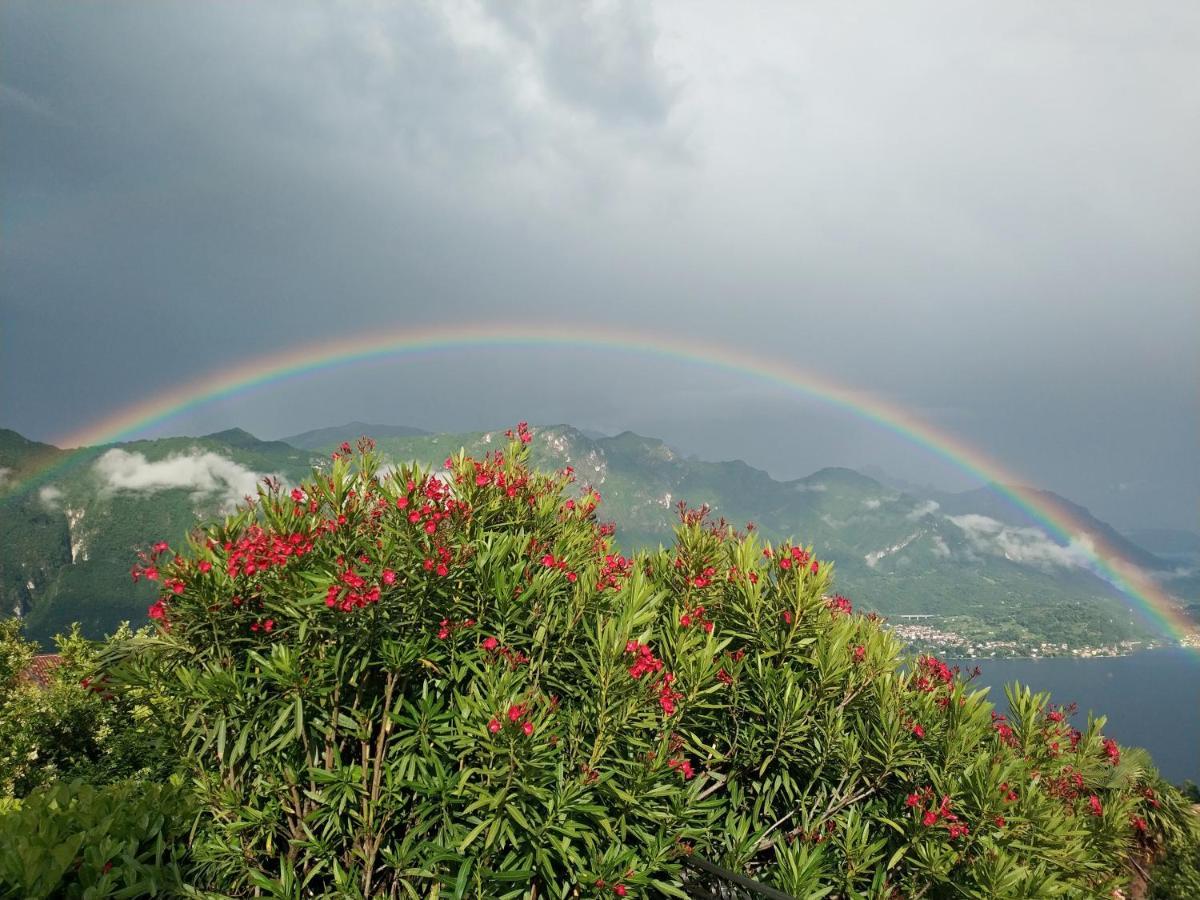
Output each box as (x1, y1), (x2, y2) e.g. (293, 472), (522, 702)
(2, 1), (1197, 530)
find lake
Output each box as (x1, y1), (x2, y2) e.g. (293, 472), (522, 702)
(949, 649), (1200, 784)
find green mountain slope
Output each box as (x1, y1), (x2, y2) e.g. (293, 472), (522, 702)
(1, 423), (1186, 652)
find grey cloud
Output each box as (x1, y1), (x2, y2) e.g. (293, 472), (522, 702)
(1, 0), (1196, 532)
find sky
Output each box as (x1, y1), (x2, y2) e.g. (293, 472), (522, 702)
(2, 1), (1197, 531)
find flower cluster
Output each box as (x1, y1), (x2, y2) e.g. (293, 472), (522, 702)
(325, 554), (385, 611)
(825, 594), (853, 616)
(992, 712), (1018, 747)
(678, 605), (713, 633)
(400, 475), (469, 536)
(436, 616), (476, 640)
(488, 703), (535, 737)
(657, 673), (682, 716)
(504, 421), (533, 445)
(596, 553), (633, 591)
(223, 525), (314, 579)
(772, 543), (820, 575)
(668, 756), (695, 780)
(422, 545), (454, 577)
(480, 636), (529, 668)
(1102, 737), (1120, 766)
(906, 787), (968, 839)
(539, 552), (578, 583)
(911, 655), (955, 694)
(464, 452), (529, 500)
(625, 641), (664, 680)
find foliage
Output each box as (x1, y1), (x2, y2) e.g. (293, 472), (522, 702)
(0, 621), (175, 798)
(2, 424), (1157, 650)
(102, 427), (1198, 897)
(0, 778), (190, 898)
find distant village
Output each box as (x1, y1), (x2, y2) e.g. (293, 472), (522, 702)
(885, 613), (1173, 659)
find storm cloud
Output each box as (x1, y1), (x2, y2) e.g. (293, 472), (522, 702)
(2, 1), (1196, 530)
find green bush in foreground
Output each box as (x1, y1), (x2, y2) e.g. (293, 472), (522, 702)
(0, 778), (190, 898)
(6, 426), (1197, 897)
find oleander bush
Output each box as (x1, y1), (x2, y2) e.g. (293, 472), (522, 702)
(8, 424), (1197, 897)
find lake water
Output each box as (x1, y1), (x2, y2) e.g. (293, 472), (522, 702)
(948, 649), (1200, 784)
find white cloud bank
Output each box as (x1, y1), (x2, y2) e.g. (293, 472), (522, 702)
(39, 485), (63, 510)
(93, 449), (269, 511)
(948, 514), (1094, 570)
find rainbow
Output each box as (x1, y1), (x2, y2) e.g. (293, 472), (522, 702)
(7, 323), (1194, 641)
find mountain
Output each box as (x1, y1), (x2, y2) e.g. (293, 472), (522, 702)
(280, 422), (430, 450)
(1125, 528), (1200, 560)
(1, 423), (1189, 652)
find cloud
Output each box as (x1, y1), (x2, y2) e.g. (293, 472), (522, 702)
(794, 482), (827, 493)
(906, 500), (940, 520)
(38, 485), (62, 510)
(948, 514), (1094, 570)
(0, 467), (11, 487)
(862, 498), (882, 510)
(93, 448), (270, 510)
(931, 535), (951, 558)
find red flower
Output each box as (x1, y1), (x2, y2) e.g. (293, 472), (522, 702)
(1102, 738), (1120, 765)
(148, 599), (167, 620)
(781, 610), (792, 625)
(263, 619), (274, 632)
(198, 560), (212, 573)
(290, 488), (305, 502)
(487, 718), (501, 734)
(1088, 795), (1103, 817)
(922, 810), (938, 827)
(905, 792), (921, 807)
(507, 704), (523, 723)
(566, 571), (577, 583)
(522, 720), (534, 737)
(853, 645), (866, 663)
(613, 886), (627, 897)
(912, 723), (925, 740)
(383, 569), (396, 585)
(481, 636), (499, 651)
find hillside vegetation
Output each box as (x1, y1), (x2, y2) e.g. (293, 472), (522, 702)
(1, 428), (1195, 897)
(3, 424), (1183, 652)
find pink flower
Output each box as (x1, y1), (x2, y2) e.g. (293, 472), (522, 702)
(1088, 795), (1103, 817)
(912, 724), (925, 740)
(481, 636), (499, 651)
(522, 720), (534, 737)
(382, 569), (396, 584)
(488, 718), (502, 734)
(198, 560), (212, 573)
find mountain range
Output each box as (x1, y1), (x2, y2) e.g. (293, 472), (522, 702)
(1, 423), (1194, 651)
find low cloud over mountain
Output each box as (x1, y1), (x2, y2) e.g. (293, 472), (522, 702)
(947, 514), (1094, 571)
(93, 448), (270, 511)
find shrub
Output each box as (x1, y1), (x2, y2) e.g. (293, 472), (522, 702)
(0, 622), (175, 798)
(0, 777), (190, 898)
(111, 427), (1198, 897)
